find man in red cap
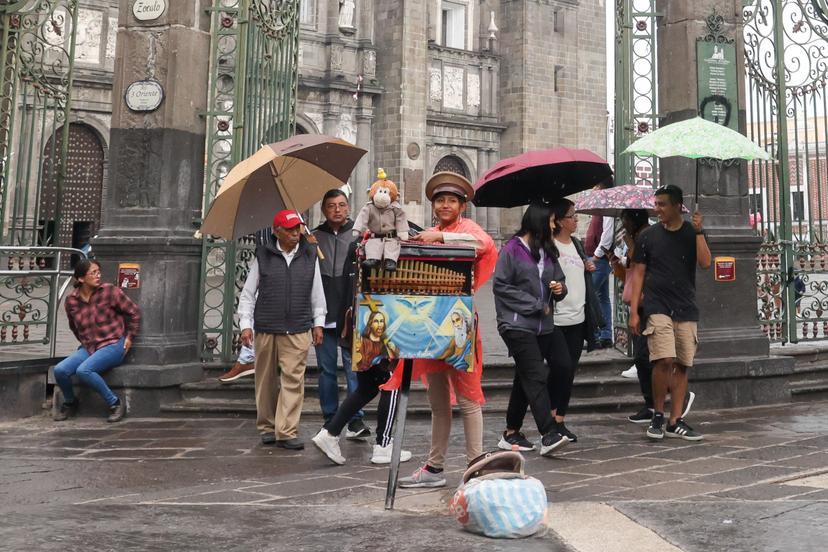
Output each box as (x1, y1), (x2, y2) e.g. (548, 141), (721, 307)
(237, 209), (326, 449)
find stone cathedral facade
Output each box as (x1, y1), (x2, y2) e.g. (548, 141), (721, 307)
(36, 0), (607, 245)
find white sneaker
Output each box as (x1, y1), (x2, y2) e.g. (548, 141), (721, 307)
(311, 429), (345, 465)
(681, 391), (696, 419)
(398, 466), (447, 488)
(621, 365), (638, 379)
(370, 442), (412, 464)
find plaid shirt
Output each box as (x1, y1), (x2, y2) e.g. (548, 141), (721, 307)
(65, 283), (141, 354)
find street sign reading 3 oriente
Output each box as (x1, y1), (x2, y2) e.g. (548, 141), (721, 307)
(125, 80), (164, 112)
(133, 0), (166, 21)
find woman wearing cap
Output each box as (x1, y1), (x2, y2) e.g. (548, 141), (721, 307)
(385, 172), (498, 489)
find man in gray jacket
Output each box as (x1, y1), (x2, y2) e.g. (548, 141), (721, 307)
(312, 189), (369, 438)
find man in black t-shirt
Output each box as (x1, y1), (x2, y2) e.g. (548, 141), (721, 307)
(629, 185), (711, 441)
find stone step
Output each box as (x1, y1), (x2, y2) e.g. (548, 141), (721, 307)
(789, 379), (828, 401)
(181, 372), (642, 403)
(159, 393), (645, 419)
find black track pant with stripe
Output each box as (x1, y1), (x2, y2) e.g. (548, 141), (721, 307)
(324, 364), (398, 447)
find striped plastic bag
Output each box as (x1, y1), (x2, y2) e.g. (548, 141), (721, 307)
(449, 451), (548, 539)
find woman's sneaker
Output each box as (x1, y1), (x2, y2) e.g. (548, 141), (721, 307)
(398, 466), (446, 488)
(556, 423), (578, 443)
(540, 432), (569, 456)
(628, 407), (654, 425)
(665, 418), (704, 441)
(497, 431), (536, 452)
(646, 412), (665, 440)
(312, 429), (346, 465)
(370, 441), (412, 464)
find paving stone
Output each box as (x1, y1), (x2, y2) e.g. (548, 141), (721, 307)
(607, 481), (729, 500)
(244, 475), (369, 498)
(590, 468), (681, 488)
(712, 484), (822, 501)
(560, 444), (666, 461)
(640, 444), (746, 461)
(770, 452), (828, 469)
(81, 448), (188, 459)
(722, 445), (820, 462)
(89, 439), (156, 449)
(157, 489), (282, 504)
(557, 457), (669, 476)
(694, 465), (801, 485)
(547, 483), (625, 502)
(657, 457), (758, 475)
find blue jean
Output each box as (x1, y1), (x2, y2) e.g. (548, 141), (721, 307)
(315, 328), (362, 421)
(591, 257), (613, 341)
(54, 336), (125, 406)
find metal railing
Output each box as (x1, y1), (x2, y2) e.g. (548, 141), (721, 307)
(0, 246), (85, 357)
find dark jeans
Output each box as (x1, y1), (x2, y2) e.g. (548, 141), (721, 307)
(315, 328), (362, 422)
(502, 330), (562, 436)
(324, 364), (396, 447)
(633, 333), (653, 409)
(591, 257), (613, 341)
(550, 322), (586, 418)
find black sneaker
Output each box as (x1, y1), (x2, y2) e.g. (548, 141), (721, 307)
(54, 400), (78, 422)
(540, 432), (569, 456)
(345, 419), (371, 440)
(556, 422), (578, 443)
(665, 418), (704, 441)
(497, 431), (536, 452)
(646, 412), (665, 440)
(628, 407), (654, 425)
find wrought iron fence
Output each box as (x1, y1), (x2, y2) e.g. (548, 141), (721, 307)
(744, 0), (828, 343)
(198, 0), (299, 362)
(0, 246), (83, 356)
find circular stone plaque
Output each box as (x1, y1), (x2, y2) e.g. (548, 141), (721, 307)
(125, 80), (164, 112)
(132, 0), (167, 21)
(407, 142), (421, 160)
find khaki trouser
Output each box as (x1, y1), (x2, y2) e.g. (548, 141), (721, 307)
(425, 370), (483, 469)
(254, 331), (311, 439)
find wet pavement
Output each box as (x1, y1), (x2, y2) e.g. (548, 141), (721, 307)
(1, 402), (828, 551)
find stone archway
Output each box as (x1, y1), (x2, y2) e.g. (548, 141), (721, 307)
(433, 154), (469, 178)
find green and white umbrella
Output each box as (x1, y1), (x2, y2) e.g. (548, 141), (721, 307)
(622, 116), (772, 207)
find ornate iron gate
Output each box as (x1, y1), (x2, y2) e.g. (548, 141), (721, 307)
(0, 0), (78, 247)
(613, 0), (659, 352)
(744, 0), (828, 343)
(198, 0), (299, 362)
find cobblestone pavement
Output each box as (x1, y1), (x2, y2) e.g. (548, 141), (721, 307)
(1, 401), (828, 551)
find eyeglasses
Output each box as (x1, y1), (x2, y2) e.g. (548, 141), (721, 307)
(324, 202), (349, 210)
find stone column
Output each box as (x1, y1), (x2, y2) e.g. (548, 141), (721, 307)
(655, 0), (793, 406)
(93, 0), (211, 369)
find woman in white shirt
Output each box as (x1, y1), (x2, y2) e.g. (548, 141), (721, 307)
(548, 198), (602, 443)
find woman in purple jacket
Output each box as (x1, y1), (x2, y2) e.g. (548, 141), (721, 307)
(493, 204), (570, 457)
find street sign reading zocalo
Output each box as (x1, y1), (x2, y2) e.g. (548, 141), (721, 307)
(132, 0), (166, 21)
(125, 80), (164, 112)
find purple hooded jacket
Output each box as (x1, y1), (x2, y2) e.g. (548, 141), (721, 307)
(493, 236), (567, 336)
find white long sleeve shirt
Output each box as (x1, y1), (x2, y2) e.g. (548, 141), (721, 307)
(238, 241), (327, 332)
(593, 216), (615, 259)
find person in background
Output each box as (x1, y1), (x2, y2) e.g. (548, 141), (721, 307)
(493, 204), (570, 457)
(629, 185), (711, 441)
(549, 198), (602, 444)
(312, 189), (369, 438)
(584, 177), (615, 348)
(54, 259), (141, 423)
(238, 210), (326, 449)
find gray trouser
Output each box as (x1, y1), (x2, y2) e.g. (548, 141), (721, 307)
(364, 237), (400, 262)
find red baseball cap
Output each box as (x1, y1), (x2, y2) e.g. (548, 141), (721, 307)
(273, 210), (303, 229)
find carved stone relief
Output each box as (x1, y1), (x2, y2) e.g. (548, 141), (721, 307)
(106, 17), (118, 61)
(76, 9), (103, 64)
(429, 67), (442, 102)
(306, 112), (324, 134)
(363, 50), (376, 76)
(330, 44), (343, 71)
(443, 66), (465, 110)
(336, 112), (357, 144)
(467, 72), (480, 110)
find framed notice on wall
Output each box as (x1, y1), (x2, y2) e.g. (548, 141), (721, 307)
(118, 263), (141, 289)
(697, 40), (739, 131)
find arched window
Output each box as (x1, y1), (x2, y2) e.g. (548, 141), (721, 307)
(434, 155), (468, 178)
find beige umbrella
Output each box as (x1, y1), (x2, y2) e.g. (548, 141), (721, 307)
(201, 134), (367, 240)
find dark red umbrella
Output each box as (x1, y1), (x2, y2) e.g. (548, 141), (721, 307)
(472, 148), (612, 207)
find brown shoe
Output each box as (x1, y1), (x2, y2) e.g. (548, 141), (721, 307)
(218, 362), (255, 383)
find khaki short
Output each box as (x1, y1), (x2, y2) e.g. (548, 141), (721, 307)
(643, 314), (698, 367)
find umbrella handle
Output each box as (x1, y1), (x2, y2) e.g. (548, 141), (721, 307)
(303, 226), (325, 261)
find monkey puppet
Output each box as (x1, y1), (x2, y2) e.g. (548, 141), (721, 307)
(352, 169), (409, 272)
